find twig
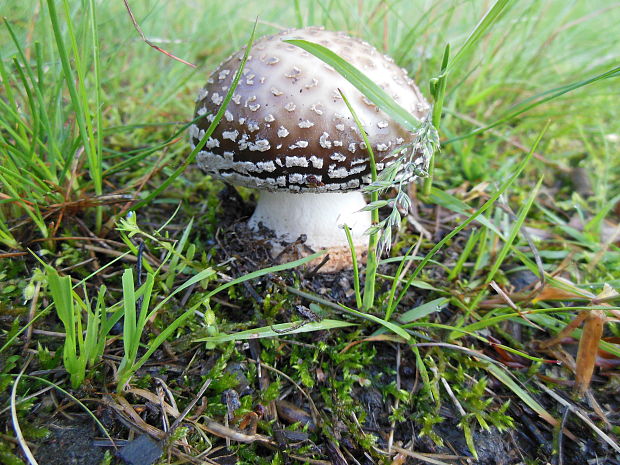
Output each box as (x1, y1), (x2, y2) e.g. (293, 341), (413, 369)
(169, 378), (212, 433)
(556, 405), (570, 465)
(122, 0), (196, 68)
(440, 376), (466, 417)
(155, 377), (178, 433)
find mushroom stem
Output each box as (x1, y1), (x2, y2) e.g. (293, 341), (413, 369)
(248, 191), (371, 251)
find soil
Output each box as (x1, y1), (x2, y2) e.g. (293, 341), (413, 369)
(34, 419), (107, 465)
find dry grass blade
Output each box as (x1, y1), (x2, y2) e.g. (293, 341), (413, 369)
(390, 445), (463, 465)
(574, 310), (605, 398)
(489, 280), (543, 330)
(10, 358), (39, 465)
(106, 394), (166, 439)
(194, 417), (275, 445)
(126, 388), (181, 417)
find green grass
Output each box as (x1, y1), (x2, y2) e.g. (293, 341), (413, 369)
(1, 0), (619, 463)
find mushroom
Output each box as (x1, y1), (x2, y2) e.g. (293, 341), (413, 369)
(190, 27), (430, 271)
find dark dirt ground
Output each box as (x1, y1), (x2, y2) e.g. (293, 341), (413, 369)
(35, 419), (106, 465)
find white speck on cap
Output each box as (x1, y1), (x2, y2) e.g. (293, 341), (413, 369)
(286, 156), (309, 168)
(284, 66), (302, 78)
(257, 160), (276, 172)
(249, 139), (271, 152)
(309, 156), (323, 169)
(310, 103), (323, 115)
(319, 132), (332, 149)
(277, 126), (289, 138)
(222, 130), (239, 141)
(306, 78), (319, 89)
(289, 173), (304, 184)
(206, 137), (219, 149)
(298, 120), (314, 128)
(328, 165), (350, 179)
(289, 140), (309, 149)
(195, 88), (208, 102)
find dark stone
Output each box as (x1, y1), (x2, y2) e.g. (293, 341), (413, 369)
(118, 435), (163, 465)
(508, 269), (538, 292)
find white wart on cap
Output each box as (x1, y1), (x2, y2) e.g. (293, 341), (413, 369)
(190, 27), (431, 271)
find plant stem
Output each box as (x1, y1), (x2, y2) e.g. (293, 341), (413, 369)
(423, 43), (450, 197)
(362, 198), (379, 311)
(343, 225), (362, 309)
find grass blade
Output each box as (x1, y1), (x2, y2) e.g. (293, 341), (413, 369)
(285, 38), (421, 131)
(343, 224), (362, 309)
(196, 319), (355, 343)
(399, 298), (449, 324)
(121, 269), (137, 361)
(46, 0), (96, 189)
(447, 0), (514, 73)
(206, 251), (326, 300)
(429, 187), (504, 238)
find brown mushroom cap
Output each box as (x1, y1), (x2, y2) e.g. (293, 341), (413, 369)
(190, 26), (430, 193)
